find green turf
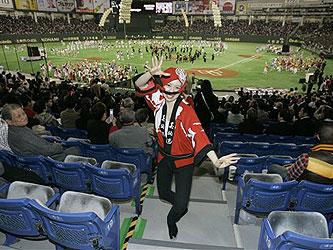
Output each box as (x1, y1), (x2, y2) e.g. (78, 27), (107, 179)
(1, 40), (332, 90)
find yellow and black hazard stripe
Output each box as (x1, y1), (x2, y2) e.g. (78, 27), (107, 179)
(122, 183), (150, 250)
(122, 216), (139, 250)
(140, 183), (149, 206)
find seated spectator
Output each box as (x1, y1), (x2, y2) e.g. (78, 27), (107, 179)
(269, 121), (333, 184)
(2, 104), (81, 161)
(226, 103), (244, 125)
(294, 105), (318, 136)
(265, 109), (294, 136)
(60, 95), (80, 128)
(109, 109), (153, 155)
(76, 97), (92, 130)
(238, 108), (264, 134)
(120, 97), (135, 111)
(135, 108), (155, 137)
(87, 102), (110, 144)
(33, 100), (59, 127)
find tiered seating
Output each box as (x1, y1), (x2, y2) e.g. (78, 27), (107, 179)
(218, 140), (311, 158)
(33, 191), (120, 250)
(259, 211), (333, 249)
(234, 173), (298, 224)
(234, 174), (333, 227)
(0, 182), (120, 249)
(222, 155), (296, 190)
(0, 181), (58, 246)
(213, 131), (317, 146)
(45, 126), (88, 140)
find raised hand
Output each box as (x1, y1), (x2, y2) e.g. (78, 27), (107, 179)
(147, 56), (170, 77)
(214, 153), (240, 169)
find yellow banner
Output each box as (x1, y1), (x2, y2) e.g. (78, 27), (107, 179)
(15, 0), (38, 10)
(236, 1), (247, 15)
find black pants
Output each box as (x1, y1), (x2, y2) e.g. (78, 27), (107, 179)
(157, 157), (194, 225)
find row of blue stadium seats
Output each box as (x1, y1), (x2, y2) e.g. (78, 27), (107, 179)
(45, 126), (88, 140)
(220, 154), (296, 190)
(259, 211), (333, 249)
(0, 151), (142, 214)
(0, 181), (120, 250)
(218, 141), (311, 158)
(213, 132), (317, 145)
(42, 136), (155, 182)
(234, 174), (333, 227)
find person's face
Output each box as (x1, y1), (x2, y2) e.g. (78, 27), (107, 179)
(7, 108), (28, 127)
(163, 80), (181, 102)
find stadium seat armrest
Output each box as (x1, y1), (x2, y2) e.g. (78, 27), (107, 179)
(45, 193), (61, 207)
(104, 204), (120, 222)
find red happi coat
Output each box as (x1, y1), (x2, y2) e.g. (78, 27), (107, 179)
(138, 85), (213, 168)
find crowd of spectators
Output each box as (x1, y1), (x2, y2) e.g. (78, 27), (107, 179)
(0, 15), (115, 35)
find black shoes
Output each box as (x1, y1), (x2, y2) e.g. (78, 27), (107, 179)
(168, 222), (178, 239)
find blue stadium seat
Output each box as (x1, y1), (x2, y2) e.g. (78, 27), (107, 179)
(44, 157), (90, 193)
(222, 155), (267, 190)
(87, 160), (142, 215)
(113, 147), (153, 183)
(265, 155), (295, 169)
(234, 173), (298, 224)
(258, 211), (333, 250)
(79, 142), (116, 163)
(248, 142), (272, 156)
(294, 144), (312, 157)
(66, 137), (91, 143)
(64, 155), (97, 166)
(10, 154), (52, 184)
(46, 126), (88, 140)
(272, 143), (298, 157)
(0, 181), (58, 246)
(294, 180), (333, 215)
(242, 134), (266, 142)
(32, 191), (120, 250)
(40, 135), (62, 142)
(219, 141), (248, 156)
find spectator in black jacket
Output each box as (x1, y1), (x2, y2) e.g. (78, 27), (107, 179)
(87, 102), (110, 144)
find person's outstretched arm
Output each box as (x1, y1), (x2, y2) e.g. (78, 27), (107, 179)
(207, 151), (239, 169)
(135, 56), (170, 89)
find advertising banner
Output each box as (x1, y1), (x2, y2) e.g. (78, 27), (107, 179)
(236, 1), (247, 15)
(188, 0), (211, 15)
(0, 0), (14, 9)
(93, 0), (110, 13)
(173, 1), (187, 14)
(37, 0), (57, 11)
(219, 0), (235, 14)
(56, 0), (75, 12)
(15, 0), (38, 10)
(75, 0), (93, 12)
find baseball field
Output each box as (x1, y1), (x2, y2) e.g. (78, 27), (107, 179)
(1, 40), (332, 90)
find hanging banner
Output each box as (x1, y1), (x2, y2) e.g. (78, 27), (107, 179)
(188, 0), (211, 15)
(219, 0), (236, 14)
(236, 1), (247, 15)
(75, 0), (94, 12)
(0, 0), (14, 9)
(37, 0), (57, 11)
(14, 0), (38, 10)
(56, 0), (75, 12)
(93, 0), (110, 13)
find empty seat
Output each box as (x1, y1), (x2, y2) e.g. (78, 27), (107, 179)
(243, 173), (283, 184)
(79, 142), (115, 163)
(234, 174), (298, 224)
(32, 191), (120, 250)
(64, 154), (97, 165)
(67, 137), (91, 143)
(0, 181), (56, 246)
(248, 142), (272, 156)
(87, 161), (141, 214)
(258, 211), (333, 249)
(219, 141), (248, 156)
(45, 157), (90, 193)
